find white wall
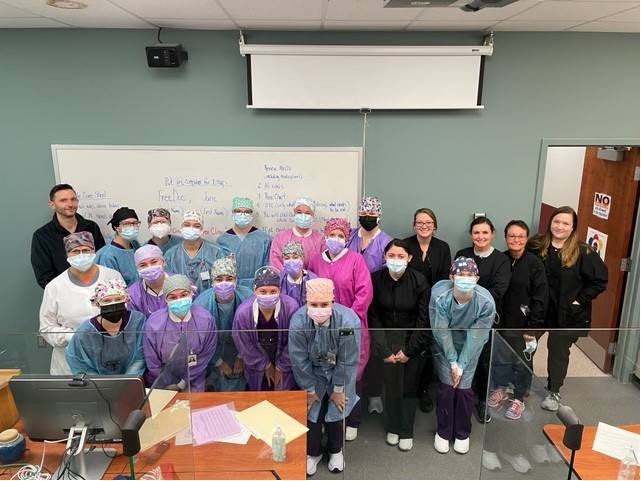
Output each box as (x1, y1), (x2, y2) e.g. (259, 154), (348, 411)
(542, 146), (586, 209)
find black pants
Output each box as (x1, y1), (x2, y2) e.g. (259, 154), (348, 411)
(346, 380), (362, 428)
(417, 351), (434, 397)
(546, 331), (580, 393)
(382, 356), (425, 439)
(363, 351), (384, 398)
(307, 394), (344, 456)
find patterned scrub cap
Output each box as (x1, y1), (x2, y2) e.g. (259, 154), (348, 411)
(450, 256), (479, 277)
(182, 210), (204, 225)
(294, 196), (316, 213)
(359, 196), (382, 215)
(231, 197), (253, 211)
(324, 217), (351, 239)
(134, 245), (164, 265)
(253, 266), (281, 289)
(162, 274), (193, 297)
(148, 207), (171, 224)
(211, 256), (237, 279)
(281, 240), (305, 259)
(63, 231), (95, 253)
(306, 278), (335, 302)
(91, 278), (128, 304)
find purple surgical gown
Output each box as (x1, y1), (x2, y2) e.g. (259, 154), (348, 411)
(279, 269), (318, 308)
(346, 227), (394, 273)
(127, 274), (172, 316)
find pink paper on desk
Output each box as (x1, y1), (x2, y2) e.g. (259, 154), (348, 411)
(191, 404), (241, 446)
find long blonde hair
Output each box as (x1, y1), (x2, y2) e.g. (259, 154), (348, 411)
(528, 206), (591, 267)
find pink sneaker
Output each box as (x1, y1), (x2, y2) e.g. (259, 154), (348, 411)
(487, 388), (508, 408)
(505, 399), (524, 420)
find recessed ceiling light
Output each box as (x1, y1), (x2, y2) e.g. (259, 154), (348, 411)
(46, 0), (88, 9)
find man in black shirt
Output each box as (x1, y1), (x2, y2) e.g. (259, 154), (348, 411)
(31, 184), (106, 288)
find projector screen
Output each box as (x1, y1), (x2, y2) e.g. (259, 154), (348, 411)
(246, 50), (488, 110)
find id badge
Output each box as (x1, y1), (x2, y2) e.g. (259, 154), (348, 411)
(326, 352), (336, 365)
(188, 350), (197, 367)
(200, 271), (210, 281)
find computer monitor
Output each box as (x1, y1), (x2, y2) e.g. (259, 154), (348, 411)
(9, 373), (149, 479)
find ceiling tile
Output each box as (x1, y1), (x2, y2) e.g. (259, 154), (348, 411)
(219, 0), (324, 20)
(513, 1), (634, 21)
(326, 0), (425, 21)
(569, 20), (640, 31)
(0, 2), (39, 17)
(64, 16), (154, 28)
(599, 6), (639, 22)
(407, 19), (498, 30)
(148, 18), (237, 29)
(108, 0), (228, 20)
(492, 19), (584, 29)
(0, 17), (67, 26)
(237, 19), (322, 29)
(323, 20), (414, 29)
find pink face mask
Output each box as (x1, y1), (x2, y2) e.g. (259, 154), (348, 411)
(308, 306), (332, 324)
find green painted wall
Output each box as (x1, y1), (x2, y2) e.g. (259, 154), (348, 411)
(1, 29), (638, 371)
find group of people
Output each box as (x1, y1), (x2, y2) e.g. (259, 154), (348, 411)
(32, 183), (608, 476)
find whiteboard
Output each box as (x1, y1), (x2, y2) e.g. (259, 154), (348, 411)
(52, 145), (362, 242)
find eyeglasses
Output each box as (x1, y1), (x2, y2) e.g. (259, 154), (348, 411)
(506, 234), (527, 240)
(120, 221), (141, 227)
(414, 221), (434, 227)
(69, 248), (94, 255)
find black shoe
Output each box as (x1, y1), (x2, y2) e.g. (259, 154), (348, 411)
(475, 401), (491, 423)
(418, 395), (433, 413)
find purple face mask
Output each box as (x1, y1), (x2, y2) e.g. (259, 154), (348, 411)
(283, 259), (303, 277)
(325, 237), (346, 255)
(139, 265), (165, 283)
(213, 281), (236, 300)
(256, 293), (280, 309)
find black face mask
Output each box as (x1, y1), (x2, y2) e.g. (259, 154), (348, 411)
(359, 215), (379, 232)
(100, 302), (126, 323)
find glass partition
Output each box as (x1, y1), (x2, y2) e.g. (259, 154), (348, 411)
(1, 327), (638, 480)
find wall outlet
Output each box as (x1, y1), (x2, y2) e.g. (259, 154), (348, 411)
(37, 335), (47, 348)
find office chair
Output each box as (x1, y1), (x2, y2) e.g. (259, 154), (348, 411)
(557, 405), (584, 480)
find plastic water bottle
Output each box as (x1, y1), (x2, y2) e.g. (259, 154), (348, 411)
(272, 423), (286, 462)
(617, 447), (637, 480)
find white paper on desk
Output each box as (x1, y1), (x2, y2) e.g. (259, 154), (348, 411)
(592, 422), (640, 461)
(214, 410), (252, 445)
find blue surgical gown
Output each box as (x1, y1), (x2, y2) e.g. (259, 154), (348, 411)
(194, 284), (253, 391)
(65, 310), (146, 375)
(288, 303), (361, 423)
(164, 240), (229, 294)
(95, 240), (141, 286)
(215, 229), (272, 290)
(145, 234), (183, 255)
(429, 280), (495, 389)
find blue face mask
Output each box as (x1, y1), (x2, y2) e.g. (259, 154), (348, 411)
(120, 226), (139, 241)
(523, 338), (538, 362)
(181, 227), (202, 241)
(233, 213), (252, 229)
(167, 297), (192, 316)
(67, 253), (96, 272)
(294, 213), (313, 229)
(454, 276), (477, 294)
(386, 259), (408, 275)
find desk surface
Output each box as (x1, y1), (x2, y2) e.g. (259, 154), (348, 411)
(543, 423), (640, 480)
(3, 391), (307, 480)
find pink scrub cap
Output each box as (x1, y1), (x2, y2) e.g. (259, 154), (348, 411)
(134, 244), (164, 265)
(306, 278), (335, 302)
(324, 217), (351, 239)
(63, 231), (95, 253)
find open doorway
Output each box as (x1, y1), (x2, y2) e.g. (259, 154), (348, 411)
(534, 141), (640, 375)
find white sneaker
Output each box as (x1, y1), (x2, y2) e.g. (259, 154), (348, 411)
(541, 392), (562, 411)
(453, 437), (470, 454)
(306, 454), (322, 476)
(398, 438), (413, 452)
(368, 396), (384, 413)
(530, 444), (551, 464)
(386, 432), (399, 446)
(500, 451), (532, 474)
(546, 444), (564, 463)
(345, 426), (358, 441)
(327, 451), (344, 473)
(434, 433), (450, 454)
(482, 450), (502, 470)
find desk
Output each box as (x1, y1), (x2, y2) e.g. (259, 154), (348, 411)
(543, 423), (640, 480)
(2, 391), (307, 480)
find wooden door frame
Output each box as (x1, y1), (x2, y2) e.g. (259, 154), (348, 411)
(533, 138), (640, 382)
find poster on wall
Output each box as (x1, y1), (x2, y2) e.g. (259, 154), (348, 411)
(587, 227), (608, 261)
(593, 192), (611, 220)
